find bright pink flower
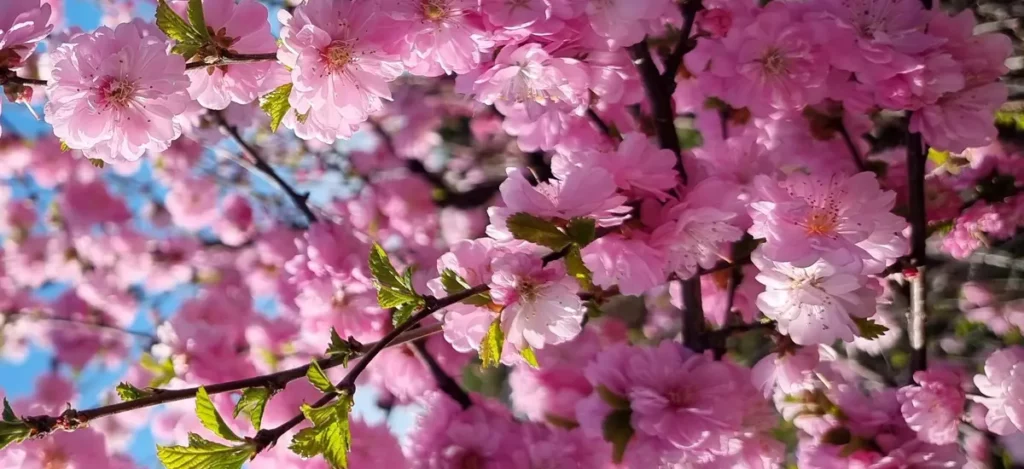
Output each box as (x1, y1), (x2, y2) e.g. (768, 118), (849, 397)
(898, 368), (966, 445)
(487, 167), (628, 241)
(697, 265), (763, 327)
(697, 8), (733, 38)
(582, 0), (671, 48)
(278, 0), (403, 141)
(58, 177), (131, 230)
(751, 345), (820, 397)
(172, 0), (283, 109)
(388, 0), (492, 76)
(749, 172), (908, 273)
(714, 3), (829, 115)
(753, 249), (879, 345)
(407, 392), (529, 469)
(481, 0), (550, 29)
(165, 176), (220, 231)
(582, 233), (665, 295)
(973, 347), (1024, 435)
(490, 251), (584, 351)
(0, 0), (53, 68)
(213, 194), (255, 246)
(456, 43), (590, 118)
(302, 221), (367, 281)
(509, 328), (602, 422)
(348, 419), (409, 468)
(553, 131), (678, 199)
(45, 22), (190, 161)
(649, 202), (744, 280)
(522, 425), (610, 469)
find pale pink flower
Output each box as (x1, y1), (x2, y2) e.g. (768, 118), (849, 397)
(898, 368), (966, 445)
(749, 172), (909, 273)
(697, 265), (764, 327)
(583, 0), (671, 48)
(751, 345), (820, 397)
(45, 22), (190, 162)
(552, 131), (678, 199)
(0, 0), (53, 68)
(481, 0), (551, 29)
(456, 43), (590, 118)
(165, 176), (220, 231)
(582, 233), (665, 295)
(213, 194), (255, 246)
(278, 0), (404, 141)
(973, 347), (1024, 435)
(490, 251), (584, 351)
(869, 440), (966, 469)
(390, 0), (493, 76)
(302, 221), (366, 281)
(753, 249), (879, 345)
(172, 0), (283, 109)
(348, 420), (409, 468)
(487, 167), (628, 241)
(649, 203), (744, 280)
(0, 429), (115, 469)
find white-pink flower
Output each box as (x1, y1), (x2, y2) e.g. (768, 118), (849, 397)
(0, 0), (53, 69)
(973, 347), (1024, 435)
(552, 132), (679, 200)
(45, 22), (190, 162)
(389, 0), (493, 76)
(278, 0), (404, 142)
(898, 368), (966, 445)
(489, 251), (584, 351)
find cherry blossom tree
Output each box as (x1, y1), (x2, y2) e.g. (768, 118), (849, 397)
(0, 0), (1022, 468)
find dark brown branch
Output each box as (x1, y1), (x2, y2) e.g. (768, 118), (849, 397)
(213, 111), (318, 224)
(410, 339), (473, 409)
(184, 52), (279, 70)
(586, 108), (616, 141)
(661, 0), (704, 89)
(628, 40), (687, 184)
(838, 123), (867, 172)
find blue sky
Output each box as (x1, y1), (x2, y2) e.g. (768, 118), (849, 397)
(0, 2), (419, 467)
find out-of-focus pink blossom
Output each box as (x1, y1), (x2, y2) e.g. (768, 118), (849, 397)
(0, 0), (53, 69)
(898, 368), (966, 445)
(973, 347), (1024, 435)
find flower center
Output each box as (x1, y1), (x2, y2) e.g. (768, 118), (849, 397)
(422, 0), (450, 21)
(322, 40), (354, 73)
(99, 77), (136, 108)
(667, 386), (694, 408)
(803, 209), (838, 236)
(518, 280), (539, 303)
(760, 48), (787, 76)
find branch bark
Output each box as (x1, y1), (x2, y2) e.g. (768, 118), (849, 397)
(906, 124), (929, 374)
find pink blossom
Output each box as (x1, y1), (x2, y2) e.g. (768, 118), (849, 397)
(487, 167), (628, 241)
(649, 203), (744, 280)
(582, 0), (672, 48)
(552, 131), (678, 199)
(509, 328), (602, 422)
(870, 440), (966, 469)
(302, 221), (367, 281)
(456, 43), (590, 118)
(898, 368), (966, 445)
(751, 345), (820, 397)
(59, 178), (131, 230)
(490, 251), (584, 351)
(389, 0), (493, 76)
(749, 171), (909, 273)
(696, 265), (764, 327)
(973, 347), (1024, 435)
(753, 249), (879, 345)
(582, 233), (665, 295)
(349, 419), (409, 468)
(697, 8), (733, 38)
(278, 0), (404, 141)
(0, 429), (115, 469)
(45, 22), (190, 161)
(213, 194), (255, 246)
(0, 0), (53, 69)
(407, 392), (529, 469)
(165, 176), (220, 231)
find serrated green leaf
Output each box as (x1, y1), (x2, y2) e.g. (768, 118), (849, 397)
(116, 382), (152, 402)
(519, 345), (540, 369)
(565, 218), (596, 246)
(326, 328), (361, 367)
(171, 42), (202, 60)
(0, 420), (31, 452)
(157, 433), (254, 469)
(602, 409), (634, 464)
(369, 243), (408, 291)
(2, 398), (16, 422)
(155, 0), (204, 45)
(233, 387), (272, 430)
(392, 302), (419, 327)
(187, 0), (209, 40)
(853, 317), (889, 340)
(259, 83), (293, 133)
(565, 245), (593, 290)
(195, 387), (242, 442)
(289, 394), (353, 469)
(596, 385), (630, 410)
(140, 353), (176, 388)
(306, 360), (335, 393)
(369, 243), (422, 311)
(507, 213), (572, 250)
(480, 316), (504, 369)
(439, 269), (492, 306)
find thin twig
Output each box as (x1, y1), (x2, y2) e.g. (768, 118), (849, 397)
(586, 108), (616, 141)
(410, 339), (473, 409)
(629, 40), (687, 184)
(838, 123), (867, 172)
(2, 311), (158, 342)
(661, 0), (704, 89)
(213, 111), (318, 223)
(905, 123), (928, 375)
(184, 52), (279, 70)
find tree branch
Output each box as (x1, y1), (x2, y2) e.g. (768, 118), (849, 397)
(661, 0), (704, 89)
(213, 111), (318, 224)
(628, 40), (687, 184)
(839, 123), (867, 172)
(184, 52), (279, 70)
(905, 123), (929, 375)
(410, 339), (473, 409)
(586, 108), (616, 141)
(2, 310), (158, 342)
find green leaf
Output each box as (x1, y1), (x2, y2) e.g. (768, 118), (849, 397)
(326, 328), (361, 367)
(377, 287), (420, 309)
(677, 127), (704, 150)
(439, 269), (492, 306)
(392, 302), (419, 327)
(171, 42), (202, 61)
(369, 243), (408, 292)
(233, 387), (272, 430)
(519, 345), (540, 369)
(155, 0), (203, 45)
(479, 316), (504, 369)
(368, 243), (422, 310)
(927, 148), (950, 167)
(596, 385), (630, 410)
(602, 409), (634, 464)
(289, 394), (354, 469)
(157, 433), (255, 469)
(564, 245), (593, 290)
(306, 360), (335, 393)
(186, 0), (209, 40)
(140, 353), (176, 388)
(0, 420), (31, 452)
(853, 317), (889, 340)
(116, 382), (152, 402)
(506, 213), (571, 250)
(259, 83), (293, 133)
(2, 398), (16, 422)
(195, 387), (242, 442)
(565, 217), (596, 247)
